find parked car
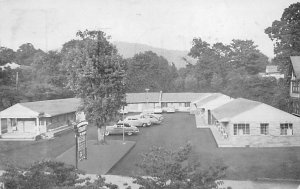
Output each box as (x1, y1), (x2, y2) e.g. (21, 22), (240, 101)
(166, 107), (176, 113)
(122, 116), (152, 127)
(154, 106), (163, 114)
(105, 122), (139, 136)
(139, 114), (162, 124)
(140, 113), (164, 122)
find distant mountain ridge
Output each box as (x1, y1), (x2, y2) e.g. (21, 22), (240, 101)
(113, 41), (196, 68)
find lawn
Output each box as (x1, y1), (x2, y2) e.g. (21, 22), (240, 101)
(108, 113), (300, 180)
(0, 125), (99, 168)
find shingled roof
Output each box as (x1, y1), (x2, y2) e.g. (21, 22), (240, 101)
(20, 98), (82, 117)
(212, 98), (262, 121)
(126, 93), (160, 103)
(266, 65), (278, 73)
(161, 93), (208, 102)
(192, 93), (224, 107)
(290, 56), (300, 78)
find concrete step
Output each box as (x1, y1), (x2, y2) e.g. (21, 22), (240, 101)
(43, 125), (73, 139)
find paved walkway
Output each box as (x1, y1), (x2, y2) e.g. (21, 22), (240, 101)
(56, 140), (136, 175)
(194, 114), (210, 128)
(194, 114), (232, 147)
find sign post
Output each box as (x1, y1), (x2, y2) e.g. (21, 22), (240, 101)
(74, 121), (88, 169)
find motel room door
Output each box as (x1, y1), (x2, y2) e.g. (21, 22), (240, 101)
(18, 119), (36, 133)
(17, 119), (25, 132)
(24, 120), (36, 133)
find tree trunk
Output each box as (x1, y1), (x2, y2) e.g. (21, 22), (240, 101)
(97, 126), (106, 144)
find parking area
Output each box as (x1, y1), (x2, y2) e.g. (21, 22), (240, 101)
(1, 113), (300, 180)
(108, 113), (300, 180)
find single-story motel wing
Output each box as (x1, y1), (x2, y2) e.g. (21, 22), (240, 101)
(1, 93), (300, 147)
(0, 98), (81, 140)
(210, 98), (300, 147)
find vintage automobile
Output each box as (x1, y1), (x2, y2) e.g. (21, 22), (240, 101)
(122, 116), (152, 127)
(166, 107), (176, 113)
(154, 106), (163, 114)
(105, 122), (139, 136)
(139, 114), (162, 124)
(140, 112), (164, 122)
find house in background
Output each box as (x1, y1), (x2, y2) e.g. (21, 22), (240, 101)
(290, 56), (300, 116)
(259, 65), (284, 80)
(0, 98), (81, 140)
(211, 98), (300, 147)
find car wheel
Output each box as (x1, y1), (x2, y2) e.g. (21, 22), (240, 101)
(104, 131), (110, 136)
(127, 132), (133, 136)
(142, 123), (147, 127)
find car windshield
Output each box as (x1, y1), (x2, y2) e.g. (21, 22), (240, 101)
(117, 123), (130, 127)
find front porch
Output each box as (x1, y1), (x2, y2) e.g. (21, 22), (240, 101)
(0, 132), (37, 141)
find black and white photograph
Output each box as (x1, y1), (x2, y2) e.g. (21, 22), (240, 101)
(0, 0), (300, 188)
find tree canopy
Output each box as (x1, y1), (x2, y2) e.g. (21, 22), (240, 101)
(265, 2), (300, 74)
(126, 51), (178, 92)
(62, 30), (127, 143)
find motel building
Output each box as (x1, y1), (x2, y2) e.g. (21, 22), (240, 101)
(125, 92), (207, 112)
(0, 98), (81, 141)
(210, 98), (300, 147)
(191, 93), (234, 126)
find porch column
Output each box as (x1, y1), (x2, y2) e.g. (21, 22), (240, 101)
(36, 117), (40, 135)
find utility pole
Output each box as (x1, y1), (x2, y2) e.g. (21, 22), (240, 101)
(16, 71), (19, 91)
(145, 88), (149, 109)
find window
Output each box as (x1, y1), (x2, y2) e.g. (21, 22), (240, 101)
(292, 101), (300, 115)
(233, 123), (250, 135)
(260, 123), (269, 135)
(184, 102), (190, 107)
(291, 80), (300, 93)
(280, 123), (293, 135)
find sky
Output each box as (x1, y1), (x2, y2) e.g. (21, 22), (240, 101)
(0, 0), (298, 58)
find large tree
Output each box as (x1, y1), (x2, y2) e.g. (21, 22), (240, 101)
(0, 47), (16, 65)
(126, 51), (177, 92)
(0, 67), (21, 110)
(63, 30), (126, 143)
(265, 2), (300, 75)
(15, 43), (41, 66)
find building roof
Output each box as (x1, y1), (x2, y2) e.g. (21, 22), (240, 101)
(196, 94), (234, 110)
(126, 92), (209, 103)
(126, 93), (160, 103)
(161, 93), (209, 102)
(212, 98), (262, 121)
(231, 103), (300, 123)
(290, 56), (300, 78)
(266, 65), (278, 73)
(192, 93), (224, 107)
(20, 98), (81, 117)
(0, 62), (31, 70)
